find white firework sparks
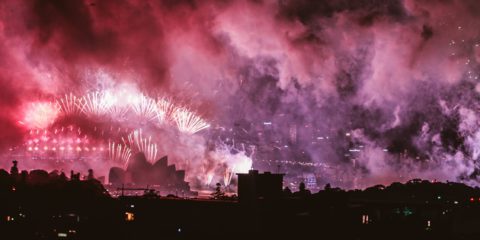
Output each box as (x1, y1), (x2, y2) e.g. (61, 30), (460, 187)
(57, 93), (82, 115)
(80, 91), (112, 116)
(108, 105), (129, 120)
(156, 97), (176, 124)
(21, 101), (61, 129)
(108, 141), (132, 168)
(130, 95), (158, 122)
(224, 166), (235, 187)
(172, 108), (210, 134)
(124, 129), (158, 163)
(206, 172), (214, 186)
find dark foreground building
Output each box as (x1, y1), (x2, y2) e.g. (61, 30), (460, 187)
(3, 162), (480, 239)
(237, 170), (284, 202)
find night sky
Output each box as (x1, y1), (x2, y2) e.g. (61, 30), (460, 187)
(1, 0), (480, 188)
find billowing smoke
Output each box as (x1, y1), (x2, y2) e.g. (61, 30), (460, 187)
(1, 0), (480, 189)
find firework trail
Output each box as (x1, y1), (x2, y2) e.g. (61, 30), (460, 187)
(206, 173), (214, 186)
(130, 95), (158, 123)
(100, 90), (129, 120)
(108, 141), (132, 168)
(80, 91), (112, 117)
(124, 129), (158, 163)
(57, 93), (82, 116)
(223, 166), (235, 187)
(156, 97), (176, 124)
(172, 108), (210, 134)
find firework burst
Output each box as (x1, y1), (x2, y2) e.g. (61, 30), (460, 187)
(224, 166), (235, 187)
(130, 95), (158, 123)
(172, 108), (210, 134)
(57, 93), (82, 115)
(108, 141), (132, 168)
(124, 129), (158, 163)
(156, 97), (176, 124)
(20, 101), (61, 129)
(80, 91), (112, 117)
(108, 105), (129, 120)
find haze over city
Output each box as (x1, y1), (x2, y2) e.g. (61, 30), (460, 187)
(4, 1), (480, 239)
(1, 0), (480, 189)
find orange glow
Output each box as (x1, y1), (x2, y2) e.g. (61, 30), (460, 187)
(125, 212), (135, 221)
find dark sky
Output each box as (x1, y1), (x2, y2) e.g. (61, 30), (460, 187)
(1, 0), (480, 187)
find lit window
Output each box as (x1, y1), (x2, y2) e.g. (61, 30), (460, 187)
(125, 212), (135, 221)
(362, 214), (369, 224)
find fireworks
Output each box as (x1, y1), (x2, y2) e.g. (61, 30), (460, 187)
(14, 87), (215, 185)
(80, 91), (112, 116)
(206, 173), (214, 186)
(101, 90), (129, 120)
(21, 102), (61, 129)
(20, 88), (210, 136)
(205, 142), (253, 187)
(57, 93), (82, 115)
(130, 94), (158, 123)
(172, 108), (210, 134)
(156, 97), (176, 124)
(108, 105), (129, 120)
(125, 129), (158, 163)
(224, 166), (235, 187)
(23, 125), (107, 161)
(108, 142), (132, 168)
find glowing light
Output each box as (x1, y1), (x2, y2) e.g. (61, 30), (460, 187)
(172, 108), (210, 134)
(57, 93), (82, 115)
(108, 105), (129, 120)
(130, 94), (158, 122)
(224, 166), (235, 187)
(102, 90), (129, 119)
(206, 142), (253, 185)
(362, 215), (369, 224)
(80, 91), (111, 116)
(206, 173), (214, 186)
(21, 102), (60, 129)
(125, 129), (158, 163)
(125, 212), (135, 221)
(108, 142), (132, 168)
(156, 97), (175, 123)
